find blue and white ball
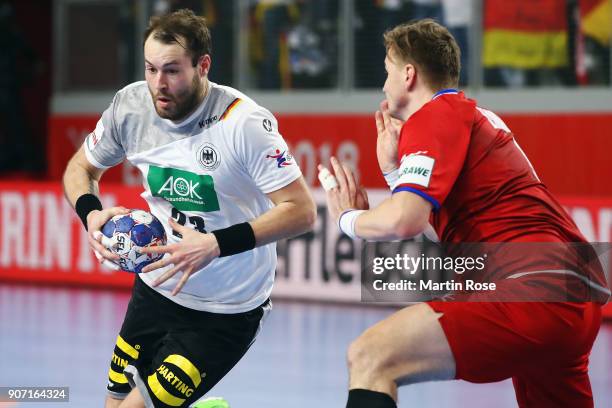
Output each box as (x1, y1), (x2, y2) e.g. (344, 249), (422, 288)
(101, 210), (166, 273)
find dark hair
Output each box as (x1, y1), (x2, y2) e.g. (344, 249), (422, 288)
(383, 19), (460, 90)
(143, 9), (212, 66)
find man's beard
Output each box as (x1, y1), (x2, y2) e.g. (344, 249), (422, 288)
(152, 75), (204, 121)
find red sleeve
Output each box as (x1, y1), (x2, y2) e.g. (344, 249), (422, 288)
(393, 97), (474, 210)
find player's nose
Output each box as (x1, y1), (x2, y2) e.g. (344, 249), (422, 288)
(153, 72), (168, 92)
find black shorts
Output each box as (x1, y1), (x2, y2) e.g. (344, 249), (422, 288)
(107, 276), (271, 407)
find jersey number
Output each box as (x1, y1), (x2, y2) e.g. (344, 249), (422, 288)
(171, 207), (207, 237)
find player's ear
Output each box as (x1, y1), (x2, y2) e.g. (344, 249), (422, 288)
(197, 54), (211, 77)
(404, 63), (416, 91)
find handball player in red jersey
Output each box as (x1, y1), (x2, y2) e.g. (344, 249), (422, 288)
(320, 19), (609, 408)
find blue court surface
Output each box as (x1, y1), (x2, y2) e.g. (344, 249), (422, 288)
(0, 284), (610, 407)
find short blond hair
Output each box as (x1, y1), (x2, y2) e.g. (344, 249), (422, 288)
(384, 19), (461, 90)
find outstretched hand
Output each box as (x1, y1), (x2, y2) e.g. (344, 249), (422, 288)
(319, 157), (369, 223)
(140, 218), (221, 296)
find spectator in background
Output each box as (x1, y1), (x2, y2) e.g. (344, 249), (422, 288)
(357, 0), (469, 89)
(119, 2), (138, 85)
(252, 0), (298, 89)
(205, 1), (235, 86)
(287, 0), (338, 88)
(409, 0), (442, 21)
(355, 0), (408, 88)
(250, 0), (339, 90)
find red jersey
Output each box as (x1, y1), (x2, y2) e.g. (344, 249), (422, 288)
(394, 90), (609, 301)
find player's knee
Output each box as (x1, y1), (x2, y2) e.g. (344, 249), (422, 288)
(346, 338), (362, 371)
(347, 333), (385, 374)
(348, 323), (431, 382)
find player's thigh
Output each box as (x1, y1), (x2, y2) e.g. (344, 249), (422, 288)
(510, 302), (601, 408)
(108, 277), (166, 398)
(513, 359), (594, 408)
(136, 301), (270, 407)
(428, 300), (602, 385)
(349, 302), (455, 384)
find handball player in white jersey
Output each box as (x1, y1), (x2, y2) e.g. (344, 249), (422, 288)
(62, 9), (316, 408)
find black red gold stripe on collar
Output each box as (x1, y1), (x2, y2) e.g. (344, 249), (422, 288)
(220, 98), (242, 120)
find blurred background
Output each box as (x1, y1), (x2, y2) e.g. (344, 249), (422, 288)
(0, 0), (611, 407)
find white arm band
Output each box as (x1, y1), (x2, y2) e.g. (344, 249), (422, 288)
(338, 209), (366, 239)
(383, 168), (399, 190)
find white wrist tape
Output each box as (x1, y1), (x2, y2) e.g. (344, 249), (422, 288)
(318, 167), (339, 191)
(383, 168), (399, 190)
(338, 209), (366, 239)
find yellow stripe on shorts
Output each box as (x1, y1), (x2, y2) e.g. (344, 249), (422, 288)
(108, 368), (128, 384)
(116, 335), (139, 360)
(163, 354), (202, 387)
(147, 373), (186, 407)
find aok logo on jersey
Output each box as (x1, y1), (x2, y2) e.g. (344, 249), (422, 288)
(148, 166), (220, 212)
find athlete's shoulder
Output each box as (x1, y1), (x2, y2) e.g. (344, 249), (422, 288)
(107, 81), (153, 123)
(113, 81), (150, 103)
(204, 83), (251, 123)
(209, 83), (275, 132)
(474, 105), (511, 133)
(408, 92), (475, 132)
(426, 91), (475, 116)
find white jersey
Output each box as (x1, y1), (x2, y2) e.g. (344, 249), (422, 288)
(84, 81), (302, 313)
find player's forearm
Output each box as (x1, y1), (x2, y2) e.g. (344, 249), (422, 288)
(62, 157), (100, 208)
(250, 198), (317, 247)
(354, 194), (429, 241)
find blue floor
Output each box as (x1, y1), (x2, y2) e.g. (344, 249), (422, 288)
(0, 284), (610, 407)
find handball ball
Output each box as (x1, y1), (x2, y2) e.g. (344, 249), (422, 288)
(101, 209), (167, 273)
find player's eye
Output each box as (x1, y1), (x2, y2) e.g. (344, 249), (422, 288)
(165, 69), (179, 75)
(146, 67), (157, 74)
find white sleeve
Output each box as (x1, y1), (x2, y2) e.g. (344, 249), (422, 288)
(235, 108), (302, 194)
(83, 94), (125, 169)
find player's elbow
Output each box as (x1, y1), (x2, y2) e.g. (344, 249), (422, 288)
(391, 212), (428, 239)
(302, 196), (317, 231)
(63, 147), (103, 187)
(388, 193), (431, 239)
